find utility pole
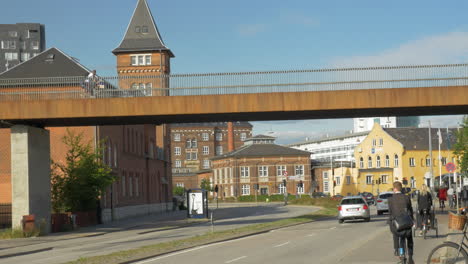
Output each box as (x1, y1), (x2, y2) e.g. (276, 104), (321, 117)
(428, 121), (435, 191)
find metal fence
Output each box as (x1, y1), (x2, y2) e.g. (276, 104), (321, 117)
(1, 63), (468, 101)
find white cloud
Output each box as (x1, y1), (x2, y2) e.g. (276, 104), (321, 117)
(419, 115), (464, 128)
(236, 24), (267, 37)
(330, 31), (468, 67)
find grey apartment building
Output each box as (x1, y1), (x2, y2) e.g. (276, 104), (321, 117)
(0, 23), (46, 73)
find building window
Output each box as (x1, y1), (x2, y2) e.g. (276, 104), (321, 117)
(295, 165), (304, 176)
(426, 156), (431, 167)
(323, 181), (329, 192)
(191, 152), (198, 160)
(175, 160), (182, 168)
(336, 177), (341, 186)
(185, 152), (191, 160)
(203, 160), (210, 169)
(202, 146), (209, 155)
(259, 166), (268, 177)
(379, 138), (383, 146)
(346, 176), (351, 185)
(278, 183), (286, 194)
(394, 154), (399, 167)
(121, 174), (126, 197)
(135, 26), (141, 33)
(215, 133), (223, 141)
(202, 133), (209, 141)
(114, 144), (118, 167)
(368, 156), (372, 168)
(240, 133), (247, 141)
(8, 31), (17, 37)
(240, 166), (250, 178)
(142, 26), (148, 33)
(366, 175), (373, 185)
(5, 52), (18, 61)
(174, 147), (181, 156)
(129, 175), (133, 197)
(381, 175), (388, 184)
(186, 139), (192, 148)
(385, 155), (390, 167)
(31, 41), (39, 50)
(174, 133), (181, 142)
(130, 54), (151, 66)
(20, 53), (30, 62)
(359, 157), (364, 168)
(135, 176), (139, 197)
(409, 157), (416, 167)
(372, 139), (376, 146)
(376, 156), (381, 168)
(215, 146), (223, 155)
(191, 139), (197, 148)
(323, 171), (329, 180)
(442, 157), (447, 166)
(241, 185), (250, 195)
(297, 185), (304, 194)
(277, 165), (287, 177)
(176, 182), (184, 188)
(1, 41), (16, 49)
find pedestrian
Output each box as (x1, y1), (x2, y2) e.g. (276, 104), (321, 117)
(85, 70), (98, 96)
(448, 187), (454, 208)
(462, 186), (468, 207)
(388, 181), (414, 264)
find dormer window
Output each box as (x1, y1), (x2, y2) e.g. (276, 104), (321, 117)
(135, 26), (141, 33)
(142, 26), (148, 33)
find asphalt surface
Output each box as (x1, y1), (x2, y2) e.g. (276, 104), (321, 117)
(133, 207), (450, 264)
(0, 203), (317, 264)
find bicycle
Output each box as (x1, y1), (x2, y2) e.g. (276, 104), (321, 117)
(427, 210), (468, 264)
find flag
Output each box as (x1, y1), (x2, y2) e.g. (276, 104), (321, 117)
(437, 128), (443, 145)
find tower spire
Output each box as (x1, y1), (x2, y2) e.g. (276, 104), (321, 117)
(113, 0), (174, 57)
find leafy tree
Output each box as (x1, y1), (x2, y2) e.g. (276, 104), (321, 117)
(51, 130), (115, 213)
(173, 186), (185, 196)
(454, 116), (468, 177)
(200, 178), (212, 191)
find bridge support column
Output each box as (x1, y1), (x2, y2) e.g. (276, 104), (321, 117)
(11, 125), (50, 234)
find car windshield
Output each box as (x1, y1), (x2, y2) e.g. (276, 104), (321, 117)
(379, 193), (393, 199)
(341, 198), (366, 205)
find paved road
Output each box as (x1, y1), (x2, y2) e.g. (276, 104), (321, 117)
(134, 208), (449, 264)
(0, 203), (317, 264)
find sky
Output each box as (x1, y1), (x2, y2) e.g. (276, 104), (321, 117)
(4, 0), (467, 144)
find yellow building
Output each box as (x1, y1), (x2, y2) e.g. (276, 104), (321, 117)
(331, 166), (359, 196)
(354, 123), (457, 194)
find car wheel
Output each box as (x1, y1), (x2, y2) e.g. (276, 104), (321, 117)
(338, 219), (344, 224)
(377, 211), (382, 215)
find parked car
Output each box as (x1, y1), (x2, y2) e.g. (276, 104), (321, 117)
(312, 192), (327, 198)
(338, 196), (371, 223)
(376, 192), (393, 215)
(360, 192), (375, 205)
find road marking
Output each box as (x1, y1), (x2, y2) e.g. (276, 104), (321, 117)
(273, 241), (291, 247)
(307, 233), (316, 237)
(225, 256), (247, 263)
(330, 226), (337, 230)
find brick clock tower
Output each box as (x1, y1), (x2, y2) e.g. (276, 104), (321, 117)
(112, 0), (174, 197)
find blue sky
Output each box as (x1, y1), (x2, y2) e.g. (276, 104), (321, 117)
(4, 0), (467, 143)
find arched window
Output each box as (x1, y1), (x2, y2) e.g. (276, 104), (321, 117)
(376, 156), (381, 168)
(385, 155), (390, 167)
(394, 154), (399, 167)
(359, 157), (364, 168)
(368, 156), (373, 168)
(191, 139), (197, 148)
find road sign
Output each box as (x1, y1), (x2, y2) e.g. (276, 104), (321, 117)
(283, 171), (288, 177)
(445, 162), (456, 173)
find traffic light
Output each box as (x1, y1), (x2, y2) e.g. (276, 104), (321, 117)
(283, 179), (287, 186)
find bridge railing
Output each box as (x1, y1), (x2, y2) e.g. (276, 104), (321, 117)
(0, 63), (467, 101)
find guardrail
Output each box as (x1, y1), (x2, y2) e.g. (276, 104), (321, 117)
(0, 63), (467, 101)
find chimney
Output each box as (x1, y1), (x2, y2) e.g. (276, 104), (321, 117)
(227, 122), (235, 152)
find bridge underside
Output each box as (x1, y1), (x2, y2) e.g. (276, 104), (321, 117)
(1, 86), (467, 127)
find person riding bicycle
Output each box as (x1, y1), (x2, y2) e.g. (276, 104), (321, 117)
(438, 186), (447, 209)
(417, 184), (433, 236)
(388, 181), (414, 264)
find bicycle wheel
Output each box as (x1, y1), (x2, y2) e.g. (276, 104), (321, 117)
(427, 242), (468, 264)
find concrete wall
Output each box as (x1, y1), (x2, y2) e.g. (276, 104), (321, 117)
(11, 125), (50, 233)
(101, 202), (172, 223)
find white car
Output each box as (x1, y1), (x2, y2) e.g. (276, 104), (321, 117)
(338, 196), (371, 223)
(376, 192), (393, 215)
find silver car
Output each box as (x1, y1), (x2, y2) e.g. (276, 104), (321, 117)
(376, 192), (393, 215)
(338, 196), (371, 223)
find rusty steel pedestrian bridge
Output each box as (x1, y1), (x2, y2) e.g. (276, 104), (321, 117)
(0, 63), (467, 126)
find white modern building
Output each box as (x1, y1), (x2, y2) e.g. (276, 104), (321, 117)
(353, 116), (420, 133)
(288, 132), (369, 162)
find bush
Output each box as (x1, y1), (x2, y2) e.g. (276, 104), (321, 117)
(238, 194), (296, 202)
(289, 196), (340, 208)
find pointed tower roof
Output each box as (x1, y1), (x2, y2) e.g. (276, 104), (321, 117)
(113, 0), (174, 57)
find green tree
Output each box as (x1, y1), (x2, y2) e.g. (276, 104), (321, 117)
(173, 186), (185, 196)
(454, 116), (468, 177)
(200, 178), (212, 191)
(51, 130), (115, 213)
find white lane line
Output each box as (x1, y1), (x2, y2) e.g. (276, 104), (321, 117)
(273, 241), (291, 247)
(307, 233), (316, 237)
(330, 226), (337, 230)
(225, 256), (247, 263)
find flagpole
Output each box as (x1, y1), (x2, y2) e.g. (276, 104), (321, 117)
(428, 121), (435, 191)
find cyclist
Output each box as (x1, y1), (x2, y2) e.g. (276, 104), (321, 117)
(417, 184), (433, 236)
(388, 181), (414, 264)
(438, 186), (447, 210)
